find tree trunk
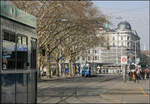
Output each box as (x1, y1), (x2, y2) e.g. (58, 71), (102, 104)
(63, 64), (66, 77)
(45, 53), (52, 78)
(46, 59), (51, 78)
(56, 59), (59, 77)
(72, 59), (76, 77)
(72, 65), (75, 77)
(69, 57), (72, 77)
(37, 53), (41, 81)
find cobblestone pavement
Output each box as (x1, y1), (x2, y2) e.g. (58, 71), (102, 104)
(38, 75), (149, 103)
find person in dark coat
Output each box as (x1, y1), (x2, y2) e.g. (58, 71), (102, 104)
(140, 70), (145, 80)
(128, 71), (132, 81)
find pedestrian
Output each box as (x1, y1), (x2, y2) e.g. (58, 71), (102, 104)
(136, 68), (141, 81)
(144, 69), (147, 79)
(133, 71), (136, 83)
(140, 70), (145, 80)
(146, 68), (149, 79)
(128, 71), (132, 81)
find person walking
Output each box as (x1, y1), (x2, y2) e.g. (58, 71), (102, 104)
(144, 69), (147, 79)
(136, 68), (141, 81)
(128, 71), (132, 81)
(145, 68), (149, 79)
(133, 71), (136, 83)
(141, 69), (145, 80)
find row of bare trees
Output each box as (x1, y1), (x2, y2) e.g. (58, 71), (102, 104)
(12, 0), (109, 79)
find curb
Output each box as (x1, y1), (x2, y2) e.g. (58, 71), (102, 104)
(38, 76), (81, 82)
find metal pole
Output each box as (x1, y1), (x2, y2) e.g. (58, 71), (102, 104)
(121, 46), (122, 70)
(135, 41), (136, 64)
(59, 41), (62, 76)
(121, 46), (126, 82)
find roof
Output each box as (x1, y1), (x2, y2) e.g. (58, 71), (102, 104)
(117, 21), (132, 30)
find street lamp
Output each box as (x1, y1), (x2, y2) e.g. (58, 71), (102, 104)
(59, 18), (68, 76)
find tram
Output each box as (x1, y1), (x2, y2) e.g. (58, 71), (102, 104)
(0, 1), (37, 103)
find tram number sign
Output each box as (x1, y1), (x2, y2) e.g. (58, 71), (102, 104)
(121, 56), (127, 64)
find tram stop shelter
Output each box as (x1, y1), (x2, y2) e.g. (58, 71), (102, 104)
(0, 1), (37, 103)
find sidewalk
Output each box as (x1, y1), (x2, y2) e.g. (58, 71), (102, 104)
(101, 79), (150, 103)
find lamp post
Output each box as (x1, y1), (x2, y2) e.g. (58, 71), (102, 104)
(127, 39), (140, 64)
(131, 40), (140, 65)
(59, 18), (68, 76)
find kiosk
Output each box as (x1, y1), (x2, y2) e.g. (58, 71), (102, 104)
(0, 1), (37, 103)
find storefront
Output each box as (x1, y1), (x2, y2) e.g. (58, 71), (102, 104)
(0, 1), (37, 103)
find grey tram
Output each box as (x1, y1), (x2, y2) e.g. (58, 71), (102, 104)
(0, 1), (37, 103)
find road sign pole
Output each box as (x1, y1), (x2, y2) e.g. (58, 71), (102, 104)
(121, 56), (127, 82)
(122, 64), (127, 82)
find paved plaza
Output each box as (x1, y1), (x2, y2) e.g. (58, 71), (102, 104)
(38, 75), (150, 103)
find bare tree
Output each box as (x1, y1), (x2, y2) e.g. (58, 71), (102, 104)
(12, 1), (109, 79)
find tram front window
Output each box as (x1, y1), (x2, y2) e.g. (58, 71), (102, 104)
(2, 30), (28, 70)
(2, 31), (16, 69)
(16, 35), (28, 69)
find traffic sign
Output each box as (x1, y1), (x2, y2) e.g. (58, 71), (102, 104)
(121, 56), (127, 64)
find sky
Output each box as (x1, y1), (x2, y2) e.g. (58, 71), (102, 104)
(93, 1), (149, 50)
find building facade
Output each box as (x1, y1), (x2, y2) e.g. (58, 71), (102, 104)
(79, 21), (140, 73)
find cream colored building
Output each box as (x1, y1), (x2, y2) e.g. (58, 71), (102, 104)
(79, 21), (141, 73)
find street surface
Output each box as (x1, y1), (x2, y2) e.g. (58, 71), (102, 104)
(38, 75), (149, 103)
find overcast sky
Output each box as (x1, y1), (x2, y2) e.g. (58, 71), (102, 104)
(93, 1), (149, 50)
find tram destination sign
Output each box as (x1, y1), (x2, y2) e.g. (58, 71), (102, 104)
(0, 1), (36, 28)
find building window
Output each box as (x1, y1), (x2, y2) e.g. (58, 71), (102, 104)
(93, 56), (95, 60)
(88, 56), (91, 60)
(127, 42), (130, 47)
(95, 50), (97, 54)
(113, 36), (115, 40)
(77, 56), (80, 60)
(95, 56), (97, 60)
(121, 36), (123, 40)
(88, 50), (90, 54)
(82, 57), (85, 61)
(127, 36), (130, 40)
(113, 42), (115, 47)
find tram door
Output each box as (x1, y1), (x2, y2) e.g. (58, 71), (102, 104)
(0, 30), (37, 103)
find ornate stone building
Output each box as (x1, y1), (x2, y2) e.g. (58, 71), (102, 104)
(78, 21), (141, 73)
